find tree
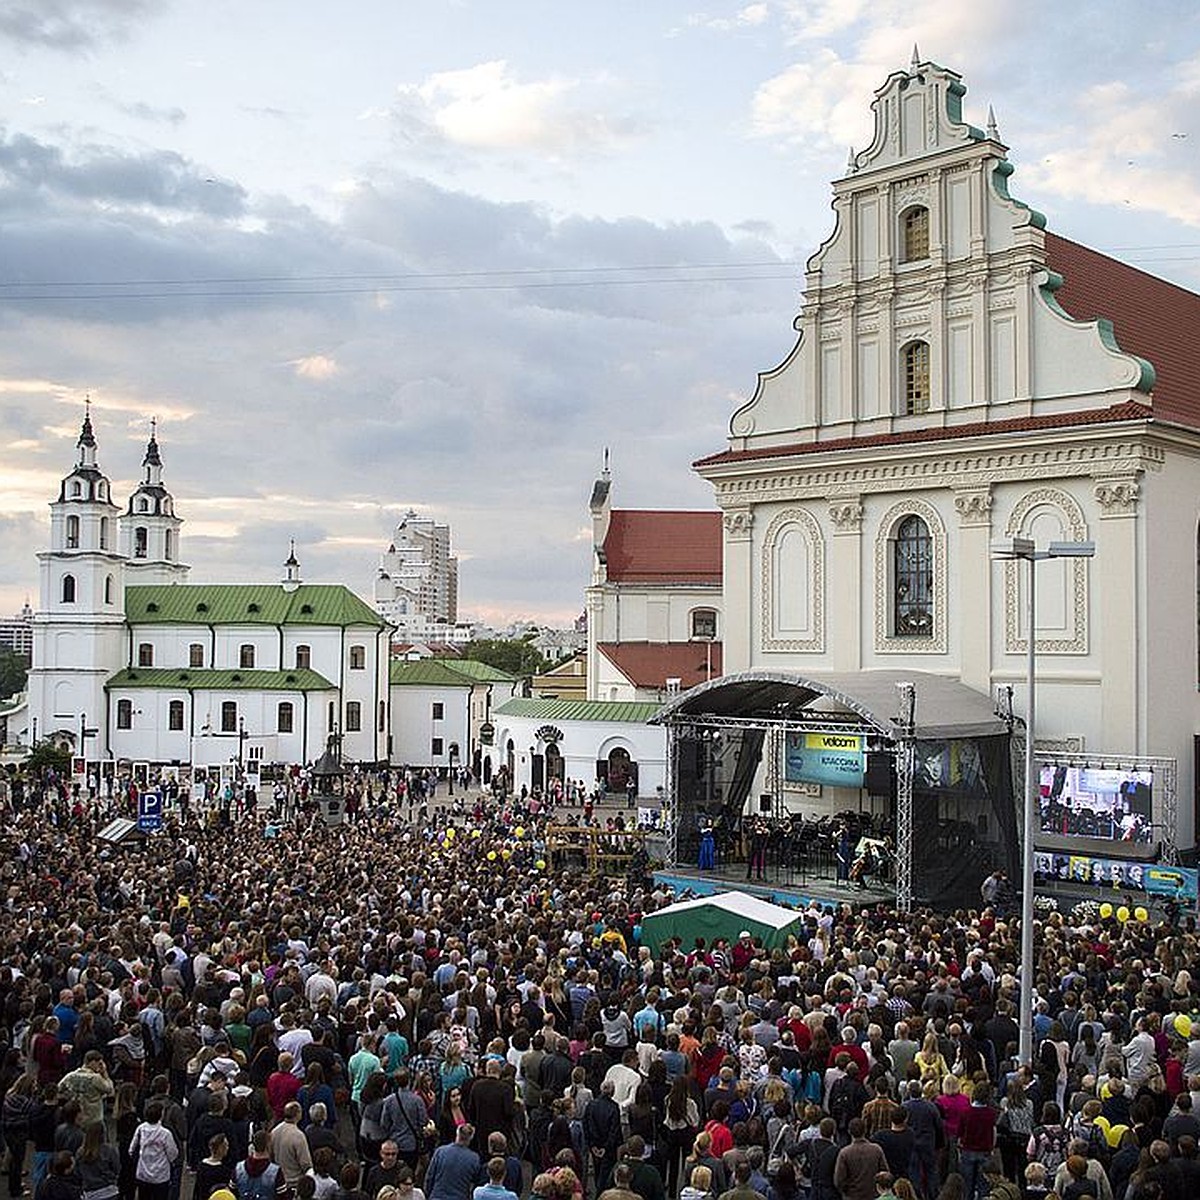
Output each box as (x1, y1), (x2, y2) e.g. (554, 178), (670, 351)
(0, 649), (29, 702)
(463, 638), (547, 678)
(24, 740), (70, 778)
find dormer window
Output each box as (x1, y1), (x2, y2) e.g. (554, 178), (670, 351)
(901, 205), (930, 262)
(70, 480), (81, 498)
(903, 340), (931, 415)
(137, 497), (149, 513)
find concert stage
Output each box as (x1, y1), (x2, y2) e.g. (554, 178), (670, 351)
(653, 862), (895, 911)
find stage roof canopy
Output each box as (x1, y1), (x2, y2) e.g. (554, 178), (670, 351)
(651, 669), (1008, 740)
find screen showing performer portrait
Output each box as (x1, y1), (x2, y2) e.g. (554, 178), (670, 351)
(1037, 764), (1153, 844)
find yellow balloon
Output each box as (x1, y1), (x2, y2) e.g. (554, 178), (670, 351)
(1134, 906), (1149, 923)
(536, 859), (546, 871)
(442, 840), (451, 850)
(1177, 1015), (1192, 1039)
(471, 829), (482, 839)
(445, 827), (455, 839)
(515, 826), (525, 838)
(1117, 906), (1130, 923)
(1099, 902), (1114, 919)
(502, 848), (512, 860)
(487, 850), (497, 861)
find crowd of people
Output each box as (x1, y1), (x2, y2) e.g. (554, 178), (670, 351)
(0, 771), (1197, 1200)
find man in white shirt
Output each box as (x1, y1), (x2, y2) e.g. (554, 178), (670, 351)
(603, 1049), (643, 1114)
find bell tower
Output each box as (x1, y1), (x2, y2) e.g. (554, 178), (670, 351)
(120, 419), (189, 585)
(27, 403), (128, 753)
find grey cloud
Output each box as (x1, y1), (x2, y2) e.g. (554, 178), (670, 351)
(0, 1), (160, 51)
(4, 166), (789, 619)
(0, 129), (245, 216)
(112, 99), (187, 126)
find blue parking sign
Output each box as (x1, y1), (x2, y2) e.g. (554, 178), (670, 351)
(137, 789), (163, 832)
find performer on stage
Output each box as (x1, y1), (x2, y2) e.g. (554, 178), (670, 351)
(836, 824), (852, 883)
(698, 822), (717, 870)
(747, 816), (769, 881)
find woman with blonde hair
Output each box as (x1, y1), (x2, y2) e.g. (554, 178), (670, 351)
(917, 1031), (949, 1086)
(935, 1074), (970, 1177)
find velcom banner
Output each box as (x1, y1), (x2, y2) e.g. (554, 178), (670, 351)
(785, 732), (866, 788)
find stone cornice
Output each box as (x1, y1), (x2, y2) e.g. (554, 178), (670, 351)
(709, 437), (1164, 505)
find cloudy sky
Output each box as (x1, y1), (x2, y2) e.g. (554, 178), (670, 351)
(2, 1), (1198, 626)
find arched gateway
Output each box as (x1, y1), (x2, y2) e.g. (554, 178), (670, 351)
(652, 669), (1017, 911)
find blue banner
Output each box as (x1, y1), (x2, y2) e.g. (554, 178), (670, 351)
(1143, 865), (1199, 901)
(785, 732), (865, 787)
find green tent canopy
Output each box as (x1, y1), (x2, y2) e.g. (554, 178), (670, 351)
(639, 890), (806, 957)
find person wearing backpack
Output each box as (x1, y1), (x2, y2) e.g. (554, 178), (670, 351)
(234, 1128), (285, 1198)
(1026, 1102), (1069, 1181)
(828, 1062), (868, 1142)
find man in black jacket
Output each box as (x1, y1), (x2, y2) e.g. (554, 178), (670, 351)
(809, 1118), (841, 1200)
(583, 1080), (623, 1194)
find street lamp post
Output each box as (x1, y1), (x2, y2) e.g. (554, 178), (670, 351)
(992, 537), (1095, 1065)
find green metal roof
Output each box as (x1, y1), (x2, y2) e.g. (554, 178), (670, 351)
(492, 697), (661, 723)
(439, 659), (519, 683)
(125, 584), (386, 628)
(389, 660), (476, 688)
(106, 667), (336, 692)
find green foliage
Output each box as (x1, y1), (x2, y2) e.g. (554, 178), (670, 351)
(25, 740), (71, 777)
(463, 638), (547, 677)
(0, 649), (29, 702)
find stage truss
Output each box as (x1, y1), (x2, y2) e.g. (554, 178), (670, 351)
(659, 709), (919, 911)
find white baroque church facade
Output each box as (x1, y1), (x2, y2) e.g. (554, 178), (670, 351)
(27, 412), (392, 773)
(695, 56), (1200, 853)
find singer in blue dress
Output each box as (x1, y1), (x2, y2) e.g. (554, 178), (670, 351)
(698, 825), (716, 870)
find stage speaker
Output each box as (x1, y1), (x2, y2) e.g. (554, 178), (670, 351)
(865, 752), (896, 798)
(759, 794), (773, 812)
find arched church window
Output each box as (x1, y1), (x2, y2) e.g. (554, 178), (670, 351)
(138, 643), (154, 667)
(277, 702), (294, 734)
(903, 340), (931, 415)
(168, 700), (184, 731)
(71, 481), (82, 498)
(116, 699), (132, 729)
(99, 517), (109, 550)
(104, 576), (113, 605)
(893, 516), (933, 637)
(134, 527), (148, 559)
(137, 497), (149, 513)
(189, 643), (204, 668)
(345, 702), (362, 732)
(901, 206), (930, 261)
(164, 530), (174, 561)
(349, 645), (366, 670)
(296, 645), (311, 670)
(239, 644), (255, 669)
(66, 515), (80, 549)
(220, 701), (237, 733)
(61, 574), (76, 603)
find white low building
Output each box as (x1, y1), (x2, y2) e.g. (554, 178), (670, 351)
(491, 697), (666, 799)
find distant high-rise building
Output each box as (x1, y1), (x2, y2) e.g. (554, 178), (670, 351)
(373, 510), (458, 630)
(0, 601), (34, 659)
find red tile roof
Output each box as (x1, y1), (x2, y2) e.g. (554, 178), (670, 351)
(604, 510), (722, 584)
(598, 641), (723, 690)
(697, 233), (1199, 469)
(1046, 233), (1200, 429)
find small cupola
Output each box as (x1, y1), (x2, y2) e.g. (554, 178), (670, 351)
(282, 539), (302, 592)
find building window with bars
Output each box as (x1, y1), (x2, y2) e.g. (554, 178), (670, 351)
(902, 206), (930, 261)
(903, 340), (931, 415)
(893, 515), (934, 637)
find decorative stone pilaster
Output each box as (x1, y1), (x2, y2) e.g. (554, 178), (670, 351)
(828, 497), (864, 534)
(953, 487), (993, 528)
(723, 508), (754, 540)
(1093, 475), (1140, 518)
